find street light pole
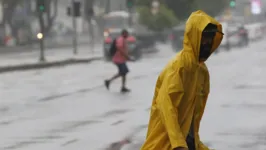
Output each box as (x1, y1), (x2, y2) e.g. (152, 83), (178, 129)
(106, 0), (110, 13)
(72, 0), (78, 55)
(38, 9), (45, 62)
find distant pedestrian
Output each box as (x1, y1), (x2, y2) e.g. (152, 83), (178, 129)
(105, 29), (132, 93)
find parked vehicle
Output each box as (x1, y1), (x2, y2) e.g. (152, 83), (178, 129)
(237, 26), (249, 47)
(218, 22), (249, 52)
(168, 24), (185, 52)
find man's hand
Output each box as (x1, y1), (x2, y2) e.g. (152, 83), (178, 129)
(174, 147), (187, 150)
(128, 56), (136, 62)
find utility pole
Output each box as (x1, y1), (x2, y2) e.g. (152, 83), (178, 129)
(126, 0), (135, 27)
(106, 0), (110, 13)
(85, 0), (95, 54)
(37, 0), (46, 62)
(39, 11), (45, 61)
(88, 12), (94, 54)
(72, 0), (78, 55)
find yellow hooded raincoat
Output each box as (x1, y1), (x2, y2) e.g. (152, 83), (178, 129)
(141, 10), (223, 150)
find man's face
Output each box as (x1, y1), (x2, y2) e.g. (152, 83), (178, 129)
(199, 35), (214, 62)
(122, 32), (128, 38)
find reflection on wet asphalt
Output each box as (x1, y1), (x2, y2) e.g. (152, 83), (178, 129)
(234, 84), (266, 89)
(50, 120), (102, 133)
(100, 109), (134, 118)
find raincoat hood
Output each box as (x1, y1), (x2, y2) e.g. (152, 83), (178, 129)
(141, 11), (220, 150)
(183, 10), (223, 62)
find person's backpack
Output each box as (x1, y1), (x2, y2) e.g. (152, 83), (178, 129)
(109, 38), (117, 57)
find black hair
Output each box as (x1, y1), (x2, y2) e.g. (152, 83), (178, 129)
(204, 23), (217, 30)
(202, 23), (217, 37)
(121, 29), (128, 35)
(202, 23), (223, 37)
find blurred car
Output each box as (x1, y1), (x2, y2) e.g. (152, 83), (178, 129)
(132, 24), (158, 51)
(237, 26), (249, 47)
(245, 23), (264, 41)
(218, 22), (247, 52)
(103, 29), (141, 61)
(168, 24), (185, 52)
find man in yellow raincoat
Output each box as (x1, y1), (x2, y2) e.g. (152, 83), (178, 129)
(141, 10), (223, 150)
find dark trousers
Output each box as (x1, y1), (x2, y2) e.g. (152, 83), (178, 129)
(115, 63), (129, 76)
(186, 135), (196, 150)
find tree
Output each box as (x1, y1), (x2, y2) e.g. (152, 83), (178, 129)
(137, 0), (228, 22)
(163, 0), (196, 21)
(84, 0), (95, 43)
(138, 4), (178, 32)
(0, 0), (20, 27)
(42, 0), (58, 34)
(193, 0), (229, 17)
(136, 0), (164, 7)
(136, 0), (197, 21)
(0, 0), (23, 44)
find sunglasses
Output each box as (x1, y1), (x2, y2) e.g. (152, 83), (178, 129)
(203, 29), (224, 36)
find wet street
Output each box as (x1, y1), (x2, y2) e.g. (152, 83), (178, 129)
(1, 41), (266, 150)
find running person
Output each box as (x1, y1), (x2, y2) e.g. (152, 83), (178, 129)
(105, 29), (131, 93)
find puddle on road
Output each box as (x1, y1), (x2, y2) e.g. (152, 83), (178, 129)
(105, 125), (147, 150)
(3, 133), (69, 149)
(221, 103), (266, 110)
(38, 86), (102, 102)
(50, 120), (102, 133)
(0, 106), (9, 113)
(111, 120), (124, 126)
(0, 117), (35, 127)
(37, 71), (158, 102)
(32, 135), (64, 140)
(39, 93), (71, 101)
(0, 120), (12, 125)
(3, 141), (46, 150)
(61, 139), (79, 147)
(234, 84), (266, 90)
(99, 109), (134, 118)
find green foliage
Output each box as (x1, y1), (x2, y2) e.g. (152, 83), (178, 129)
(137, 0), (228, 22)
(193, 0), (229, 17)
(163, 0), (196, 21)
(137, 4), (178, 32)
(136, 0), (164, 7)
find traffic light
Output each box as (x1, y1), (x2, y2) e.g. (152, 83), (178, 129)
(126, 0), (134, 8)
(230, 0), (236, 8)
(36, 0), (46, 12)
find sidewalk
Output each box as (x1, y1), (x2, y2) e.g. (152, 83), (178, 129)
(0, 45), (103, 74)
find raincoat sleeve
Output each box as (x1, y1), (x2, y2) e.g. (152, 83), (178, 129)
(198, 65), (210, 150)
(199, 141), (210, 150)
(157, 66), (188, 149)
(197, 70), (209, 128)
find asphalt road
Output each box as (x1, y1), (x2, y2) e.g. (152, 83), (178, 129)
(1, 41), (266, 150)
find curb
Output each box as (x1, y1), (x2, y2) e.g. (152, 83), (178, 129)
(0, 42), (100, 55)
(0, 57), (102, 74)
